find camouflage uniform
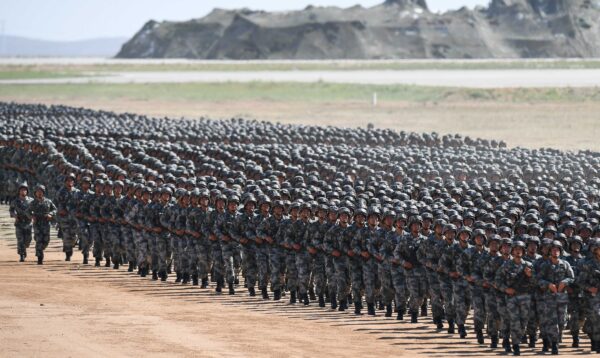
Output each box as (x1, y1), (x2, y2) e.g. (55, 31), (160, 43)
(238, 210), (259, 291)
(537, 257), (574, 344)
(436, 239), (457, 325)
(387, 229), (408, 316)
(252, 212), (270, 292)
(187, 206), (211, 284)
(73, 188), (93, 260)
(55, 185), (80, 256)
(158, 201), (175, 275)
(30, 196), (57, 260)
(575, 254), (600, 347)
(353, 226), (380, 307)
(324, 223), (349, 304)
(495, 259), (536, 346)
(9, 195), (33, 258)
(344, 222), (364, 307)
(204, 208), (224, 286)
(215, 209), (240, 285)
(89, 192), (105, 262)
(396, 232), (427, 316)
(420, 232), (445, 323)
(289, 218), (312, 300)
(257, 212), (284, 293)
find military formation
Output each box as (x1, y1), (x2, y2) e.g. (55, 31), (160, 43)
(1, 102), (600, 355)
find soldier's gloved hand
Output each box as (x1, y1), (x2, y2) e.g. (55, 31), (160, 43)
(557, 282), (567, 293)
(548, 283), (558, 293)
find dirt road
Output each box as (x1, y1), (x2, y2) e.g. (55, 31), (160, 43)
(0, 206), (590, 357)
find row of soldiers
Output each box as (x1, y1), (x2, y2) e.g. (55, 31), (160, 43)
(8, 175), (600, 356)
(2, 102), (600, 356)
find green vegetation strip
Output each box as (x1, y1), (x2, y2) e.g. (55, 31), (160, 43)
(0, 82), (599, 103)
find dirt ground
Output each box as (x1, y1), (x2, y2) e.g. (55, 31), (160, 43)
(0, 96), (598, 151)
(0, 206), (591, 357)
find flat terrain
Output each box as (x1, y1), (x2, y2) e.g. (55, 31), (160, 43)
(0, 206), (590, 357)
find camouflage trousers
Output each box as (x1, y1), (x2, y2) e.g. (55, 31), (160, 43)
(121, 226), (136, 263)
(332, 256), (349, 301)
(589, 294), (600, 341)
(496, 292), (510, 336)
(378, 263), (394, 306)
(484, 290), (500, 338)
(311, 252), (327, 296)
(285, 250), (298, 292)
(33, 223), (50, 257)
(363, 259), (379, 304)
(188, 239), (210, 279)
(349, 258), (363, 304)
(471, 286), (487, 331)
(100, 224), (112, 260)
(568, 295), (585, 336)
(76, 220), (90, 256)
(241, 243), (258, 289)
(406, 267), (427, 314)
(527, 293), (539, 337)
(392, 265), (407, 313)
(426, 268), (443, 320)
(221, 241), (239, 284)
(255, 244), (269, 290)
(171, 236), (187, 274)
(542, 292), (569, 343)
(535, 293), (547, 340)
(90, 223), (103, 260)
(109, 225), (123, 264)
(58, 218), (78, 254)
(507, 294), (531, 345)
(326, 256), (336, 296)
(210, 240), (224, 283)
(269, 246), (285, 291)
(156, 234), (170, 274)
(15, 225), (32, 256)
(439, 276), (456, 322)
(452, 279), (470, 325)
(134, 230), (149, 268)
(296, 251), (312, 296)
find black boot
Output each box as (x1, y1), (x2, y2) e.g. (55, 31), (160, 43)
(261, 287), (269, 300)
(248, 287), (256, 297)
(378, 301), (384, 310)
(273, 289), (281, 301)
(421, 302), (428, 317)
(19, 254), (25, 262)
(140, 266), (148, 277)
(192, 274), (199, 286)
(348, 293), (353, 305)
(95, 258), (101, 267)
(367, 303), (376, 316)
(397, 309), (405, 321)
(128, 261), (134, 272)
(490, 336), (498, 349)
(318, 294), (325, 307)
(309, 287), (316, 301)
(182, 273), (190, 284)
(354, 301), (362, 315)
(215, 279), (223, 293)
(447, 319), (455, 334)
(330, 293), (337, 310)
(571, 335), (579, 348)
(228, 282), (235, 295)
(542, 338), (549, 352)
(386, 304), (393, 317)
(83, 254), (88, 265)
(160, 271), (167, 282)
(175, 272), (182, 283)
(289, 290), (297, 304)
(458, 324), (467, 338)
(503, 338), (512, 353)
(104, 257), (111, 267)
(152, 270), (158, 280)
(65, 251), (71, 261)
(476, 329), (484, 344)
(528, 334), (536, 348)
(303, 293), (310, 306)
(338, 298), (347, 311)
(37, 255), (43, 265)
(513, 344), (520, 356)
(411, 311), (418, 323)
(113, 260), (119, 269)
(551, 341), (558, 355)
(201, 278), (209, 288)
(436, 317), (444, 330)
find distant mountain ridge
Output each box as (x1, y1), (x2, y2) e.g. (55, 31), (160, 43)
(116, 0), (600, 59)
(0, 35), (128, 57)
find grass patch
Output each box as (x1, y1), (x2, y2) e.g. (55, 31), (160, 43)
(0, 82), (599, 103)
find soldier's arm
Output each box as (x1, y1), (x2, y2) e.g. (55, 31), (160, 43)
(9, 200), (16, 217)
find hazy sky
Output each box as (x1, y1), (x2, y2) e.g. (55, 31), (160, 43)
(0, 0), (490, 41)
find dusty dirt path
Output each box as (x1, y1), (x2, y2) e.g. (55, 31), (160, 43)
(0, 205), (590, 357)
